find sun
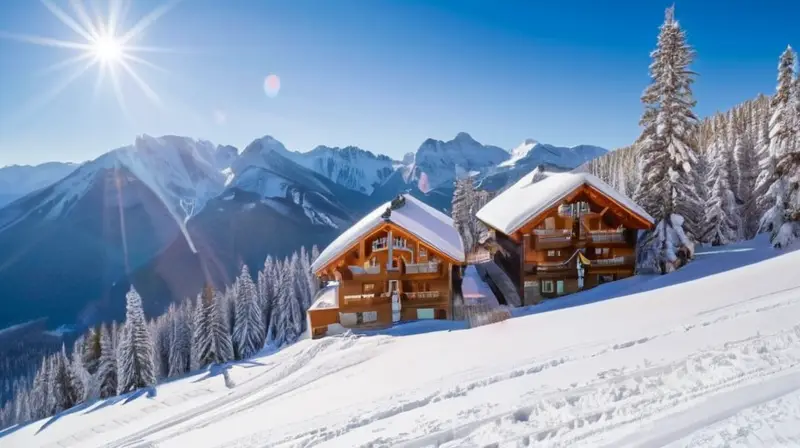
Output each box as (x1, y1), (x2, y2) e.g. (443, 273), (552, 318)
(92, 36), (124, 63)
(0, 0), (179, 117)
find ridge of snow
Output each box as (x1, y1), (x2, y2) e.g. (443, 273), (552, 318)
(498, 140), (607, 169)
(476, 170), (654, 235)
(311, 193), (465, 272)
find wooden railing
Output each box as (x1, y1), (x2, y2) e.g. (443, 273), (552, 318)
(343, 293), (375, 304)
(589, 255), (634, 267)
(348, 265), (380, 275)
(405, 262), (440, 274)
(530, 229), (572, 250)
(404, 291), (441, 300)
(587, 230), (625, 243)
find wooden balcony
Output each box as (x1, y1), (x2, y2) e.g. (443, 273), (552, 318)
(529, 229), (573, 250)
(403, 291), (441, 300)
(342, 293), (391, 306)
(587, 255), (635, 268)
(585, 230), (627, 245)
(405, 261), (440, 275)
(349, 265), (381, 276)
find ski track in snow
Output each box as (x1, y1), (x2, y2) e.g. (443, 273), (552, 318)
(6, 240), (800, 448)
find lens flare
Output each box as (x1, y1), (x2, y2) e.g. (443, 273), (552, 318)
(264, 74), (281, 98)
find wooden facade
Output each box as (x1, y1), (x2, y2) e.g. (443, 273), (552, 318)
(483, 183), (653, 305)
(309, 220), (463, 338)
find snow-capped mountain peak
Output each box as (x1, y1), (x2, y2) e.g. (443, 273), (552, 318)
(500, 138), (540, 167)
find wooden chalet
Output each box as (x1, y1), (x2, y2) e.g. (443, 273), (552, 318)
(308, 194), (465, 338)
(475, 171), (654, 305)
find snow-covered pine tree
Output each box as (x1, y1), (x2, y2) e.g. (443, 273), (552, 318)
(703, 134), (739, 245)
(270, 257), (304, 346)
(233, 264), (265, 359)
(12, 384), (31, 425)
(760, 46), (800, 247)
(83, 325), (102, 375)
(150, 314), (172, 379)
(69, 337), (90, 401)
(192, 284), (235, 368)
(300, 246), (318, 306)
(95, 323), (118, 398)
(734, 126), (759, 239)
(117, 287), (156, 395)
(51, 345), (80, 412)
(167, 301), (192, 377)
(258, 256), (275, 342)
(28, 357), (48, 420)
(633, 6), (700, 271)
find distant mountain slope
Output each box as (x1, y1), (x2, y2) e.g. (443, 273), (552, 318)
(0, 132), (607, 329)
(0, 162), (78, 207)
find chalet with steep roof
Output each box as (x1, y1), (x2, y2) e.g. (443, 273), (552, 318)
(476, 170), (654, 305)
(308, 194), (465, 338)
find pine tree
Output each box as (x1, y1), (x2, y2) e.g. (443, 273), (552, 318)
(192, 284), (234, 368)
(167, 301), (192, 378)
(734, 127), (759, 239)
(29, 357), (49, 420)
(69, 338), (90, 401)
(300, 246), (318, 305)
(761, 46), (800, 247)
(258, 257), (276, 342)
(51, 345), (80, 412)
(96, 324), (118, 398)
(233, 264), (265, 359)
(117, 287), (156, 395)
(83, 325), (102, 376)
(703, 135), (738, 245)
(634, 6), (700, 270)
(271, 257), (304, 346)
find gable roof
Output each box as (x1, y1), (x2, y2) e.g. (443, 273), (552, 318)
(311, 194), (465, 274)
(475, 170), (654, 236)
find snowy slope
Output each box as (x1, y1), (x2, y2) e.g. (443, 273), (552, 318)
(6, 238), (800, 447)
(0, 161), (78, 206)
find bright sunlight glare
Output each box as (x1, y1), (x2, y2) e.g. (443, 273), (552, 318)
(0, 0), (180, 119)
(93, 36), (124, 62)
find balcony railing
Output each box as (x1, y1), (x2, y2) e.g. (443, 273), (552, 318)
(529, 229), (572, 250)
(587, 230), (625, 243)
(348, 265), (381, 275)
(405, 261), (440, 274)
(589, 255), (634, 267)
(405, 291), (441, 300)
(343, 293), (391, 305)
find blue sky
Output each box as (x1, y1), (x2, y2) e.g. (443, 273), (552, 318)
(0, 0), (796, 166)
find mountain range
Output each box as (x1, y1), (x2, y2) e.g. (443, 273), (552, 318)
(0, 133), (606, 330)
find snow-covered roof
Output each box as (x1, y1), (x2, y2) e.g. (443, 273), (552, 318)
(311, 194), (465, 273)
(309, 285), (339, 310)
(476, 171), (654, 236)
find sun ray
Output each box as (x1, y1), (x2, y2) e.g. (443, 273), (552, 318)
(126, 45), (183, 54)
(119, 59), (161, 105)
(92, 61), (107, 100)
(119, 0), (181, 45)
(0, 31), (92, 50)
(108, 64), (129, 117)
(122, 53), (169, 74)
(107, 0), (130, 38)
(40, 0), (95, 43)
(69, 0), (100, 40)
(38, 52), (96, 76)
(17, 57), (98, 122)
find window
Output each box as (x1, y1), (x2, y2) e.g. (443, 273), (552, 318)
(547, 250), (561, 257)
(417, 308), (435, 319)
(369, 257), (378, 266)
(594, 248), (609, 257)
(544, 217), (555, 230)
(556, 280), (565, 295)
(363, 283), (375, 293)
(340, 313), (358, 326)
(363, 311), (377, 323)
(541, 280), (554, 293)
(419, 247), (427, 258)
(598, 274), (614, 284)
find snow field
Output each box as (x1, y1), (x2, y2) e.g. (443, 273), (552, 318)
(3, 240), (800, 447)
